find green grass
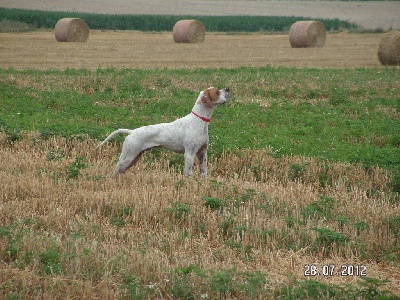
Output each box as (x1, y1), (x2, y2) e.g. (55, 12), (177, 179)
(1, 66), (399, 176)
(0, 7), (359, 32)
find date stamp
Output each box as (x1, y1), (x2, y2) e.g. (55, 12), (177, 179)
(304, 264), (367, 277)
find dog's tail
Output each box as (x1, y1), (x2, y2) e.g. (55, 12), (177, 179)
(97, 129), (133, 149)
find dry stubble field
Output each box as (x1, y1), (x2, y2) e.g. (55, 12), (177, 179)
(0, 31), (385, 70)
(1, 133), (399, 298)
(1, 28), (400, 299)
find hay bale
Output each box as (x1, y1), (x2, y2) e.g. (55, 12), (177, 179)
(289, 21), (326, 48)
(173, 20), (205, 43)
(378, 31), (400, 66)
(54, 18), (89, 42)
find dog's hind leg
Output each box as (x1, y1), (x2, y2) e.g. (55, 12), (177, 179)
(112, 149), (145, 176)
(110, 137), (147, 176)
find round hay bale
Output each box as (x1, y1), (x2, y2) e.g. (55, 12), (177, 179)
(289, 21), (326, 48)
(173, 20), (205, 43)
(54, 18), (89, 42)
(378, 31), (400, 66)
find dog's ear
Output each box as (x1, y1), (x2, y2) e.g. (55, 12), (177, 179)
(207, 88), (220, 102)
(201, 90), (213, 108)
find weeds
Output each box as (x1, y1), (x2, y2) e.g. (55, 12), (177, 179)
(312, 228), (349, 256)
(301, 196), (336, 221)
(220, 217), (236, 238)
(210, 270), (235, 299)
(0, 121), (22, 144)
(167, 265), (205, 300)
(278, 277), (398, 300)
(202, 196), (226, 211)
(165, 202), (191, 221)
(110, 207), (132, 227)
(352, 220), (370, 235)
(46, 148), (65, 161)
(119, 274), (145, 300)
(289, 163), (308, 181)
(39, 248), (61, 275)
(209, 269), (268, 299)
(383, 215), (400, 243)
(336, 215), (348, 229)
(357, 277), (395, 299)
(278, 279), (342, 299)
(65, 156), (88, 180)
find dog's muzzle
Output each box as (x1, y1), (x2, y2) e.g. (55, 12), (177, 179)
(223, 87), (231, 102)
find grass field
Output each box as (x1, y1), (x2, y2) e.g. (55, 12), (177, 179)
(1, 28), (400, 299)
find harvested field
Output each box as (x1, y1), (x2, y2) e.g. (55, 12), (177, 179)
(0, 134), (399, 298)
(0, 31), (386, 70)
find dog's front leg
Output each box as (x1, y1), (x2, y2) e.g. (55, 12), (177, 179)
(196, 147), (208, 177)
(183, 152), (195, 176)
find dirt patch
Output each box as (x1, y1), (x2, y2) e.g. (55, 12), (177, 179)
(0, 31), (387, 70)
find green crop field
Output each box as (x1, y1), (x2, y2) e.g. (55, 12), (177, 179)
(0, 7), (359, 33)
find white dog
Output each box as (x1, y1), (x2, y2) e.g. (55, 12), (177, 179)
(98, 87), (230, 177)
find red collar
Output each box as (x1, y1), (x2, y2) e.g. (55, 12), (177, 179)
(191, 111), (210, 122)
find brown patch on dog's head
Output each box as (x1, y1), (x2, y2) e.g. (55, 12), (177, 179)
(201, 87), (220, 108)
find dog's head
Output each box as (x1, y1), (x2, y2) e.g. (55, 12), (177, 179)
(200, 87), (230, 108)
